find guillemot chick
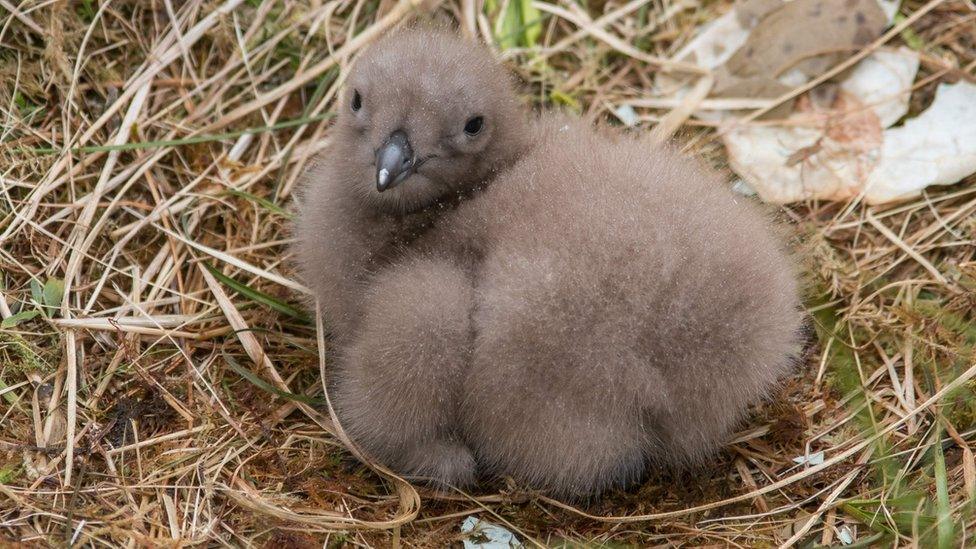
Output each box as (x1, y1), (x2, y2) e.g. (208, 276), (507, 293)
(294, 27), (802, 499)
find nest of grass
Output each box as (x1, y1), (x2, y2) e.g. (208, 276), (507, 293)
(1, 0), (975, 546)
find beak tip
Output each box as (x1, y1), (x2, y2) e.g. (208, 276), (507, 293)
(376, 168), (390, 192)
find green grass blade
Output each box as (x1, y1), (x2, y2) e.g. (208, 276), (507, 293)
(0, 376), (20, 405)
(840, 503), (896, 536)
(203, 262), (309, 322)
(224, 354), (324, 406)
(933, 427), (955, 549)
(1, 310), (41, 329)
(517, 0), (541, 46)
(223, 189), (293, 219)
(493, 0), (543, 49)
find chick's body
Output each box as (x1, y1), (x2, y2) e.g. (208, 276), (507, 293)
(295, 29), (801, 499)
(440, 118), (801, 496)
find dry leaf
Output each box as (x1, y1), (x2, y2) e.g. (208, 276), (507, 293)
(718, 0), (887, 84)
(660, 0), (889, 120)
(719, 48), (976, 204)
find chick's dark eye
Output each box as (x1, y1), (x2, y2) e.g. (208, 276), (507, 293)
(463, 116), (484, 136)
(351, 90), (362, 112)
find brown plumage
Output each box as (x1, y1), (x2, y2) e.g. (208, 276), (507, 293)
(293, 27), (802, 499)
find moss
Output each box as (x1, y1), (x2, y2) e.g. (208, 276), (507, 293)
(0, 465), (21, 484)
(0, 331), (55, 375)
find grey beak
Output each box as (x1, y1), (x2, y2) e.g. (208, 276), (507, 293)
(375, 130), (415, 192)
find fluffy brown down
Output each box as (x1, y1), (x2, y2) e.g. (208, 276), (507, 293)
(293, 27), (802, 499)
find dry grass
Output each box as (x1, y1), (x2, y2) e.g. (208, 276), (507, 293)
(1, 0), (975, 546)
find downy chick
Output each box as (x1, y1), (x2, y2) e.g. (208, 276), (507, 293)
(294, 27), (802, 499)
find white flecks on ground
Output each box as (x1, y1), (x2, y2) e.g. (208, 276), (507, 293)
(837, 523), (857, 545)
(612, 104), (640, 127)
(792, 450), (825, 466)
(461, 516), (523, 548)
(731, 179), (757, 196)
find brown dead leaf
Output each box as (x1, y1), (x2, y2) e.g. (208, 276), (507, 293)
(705, 0), (887, 119)
(735, 0), (785, 28)
(721, 0), (887, 82)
